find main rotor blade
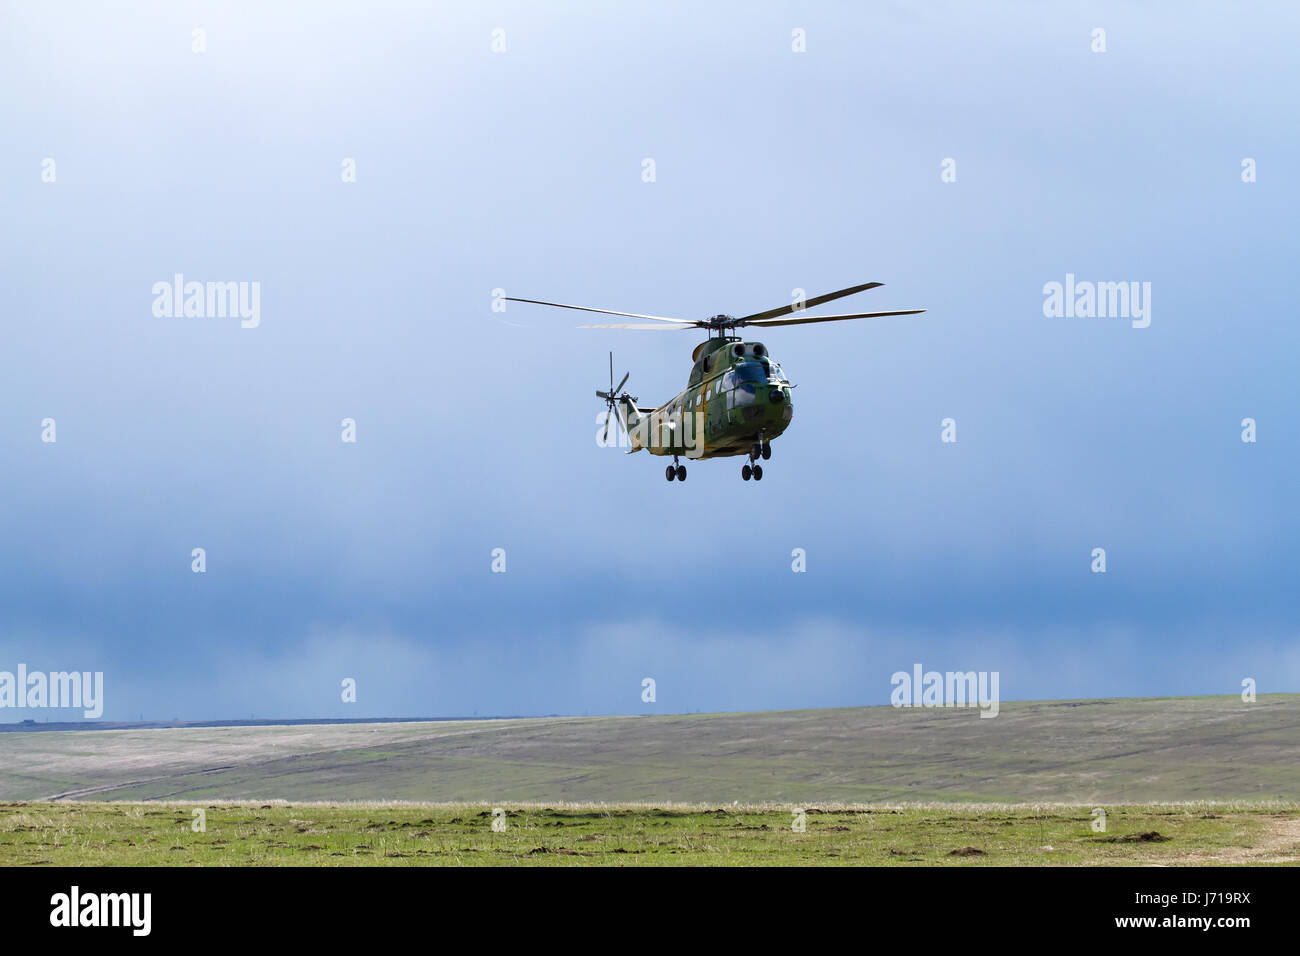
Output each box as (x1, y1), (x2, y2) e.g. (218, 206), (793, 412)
(603, 408), (612, 444)
(746, 308), (926, 327)
(612, 372), (630, 395)
(579, 322), (698, 330)
(736, 281), (884, 324)
(505, 297), (694, 324)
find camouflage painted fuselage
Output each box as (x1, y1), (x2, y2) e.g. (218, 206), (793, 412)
(615, 338), (793, 459)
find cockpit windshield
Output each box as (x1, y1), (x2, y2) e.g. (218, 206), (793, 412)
(735, 363), (766, 384)
(769, 362), (786, 382)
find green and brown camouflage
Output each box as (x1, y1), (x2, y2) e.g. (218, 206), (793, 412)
(614, 338), (793, 459)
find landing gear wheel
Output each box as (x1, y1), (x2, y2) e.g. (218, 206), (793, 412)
(750, 443), (762, 460)
(665, 465), (676, 481)
(742, 464), (752, 481)
(761, 442), (771, 460)
(752, 464), (763, 481)
(676, 465), (687, 481)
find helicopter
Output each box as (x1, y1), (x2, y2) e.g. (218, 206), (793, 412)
(506, 282), (924, 482)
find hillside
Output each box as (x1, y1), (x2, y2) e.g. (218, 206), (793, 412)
(3, 695), (1298, 804)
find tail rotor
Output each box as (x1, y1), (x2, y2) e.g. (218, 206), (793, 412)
(596, 351), (633, 445)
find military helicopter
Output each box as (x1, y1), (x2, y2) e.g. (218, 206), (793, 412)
(506, 282), (924, 481)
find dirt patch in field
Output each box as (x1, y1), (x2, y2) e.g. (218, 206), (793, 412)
(1111, 831), (1169, 843)
(1164, 815), (1300, 865)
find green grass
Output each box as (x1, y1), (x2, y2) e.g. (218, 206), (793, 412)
(6, 696), (1296, 865)
(1, 801), (1296, 866)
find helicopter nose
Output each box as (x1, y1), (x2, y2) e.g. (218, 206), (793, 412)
(768, 388), (785, 404)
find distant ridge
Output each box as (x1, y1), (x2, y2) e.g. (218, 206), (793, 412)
(0, 715), (540, 733)
(5, 695), (1298, 804)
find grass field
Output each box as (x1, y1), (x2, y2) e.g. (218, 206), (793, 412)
(2, 801), (1297, 866)
(3, 696), (1298, 866)
(2, 695), (1298, 805)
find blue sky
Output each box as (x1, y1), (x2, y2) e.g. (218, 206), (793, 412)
(2, 1), (1298, 721)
